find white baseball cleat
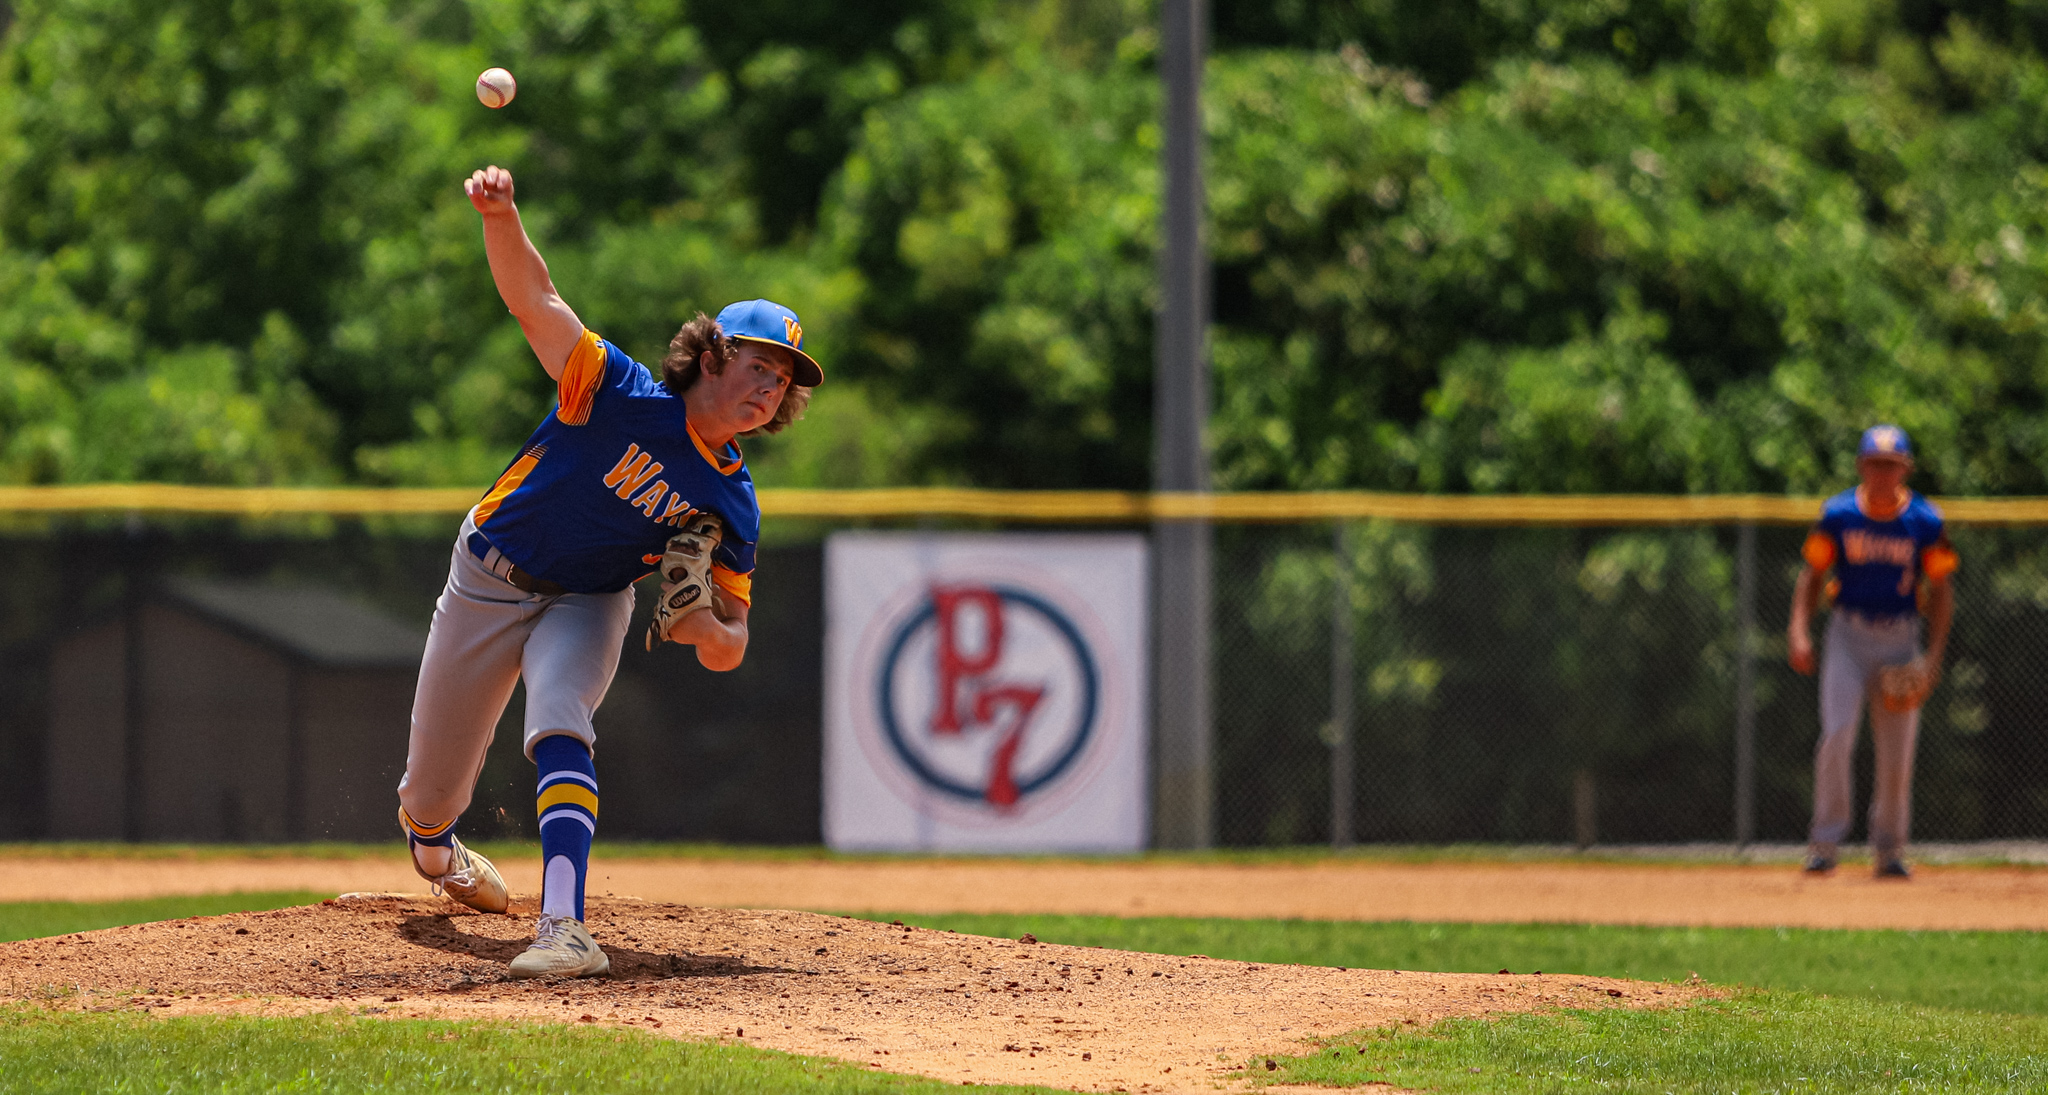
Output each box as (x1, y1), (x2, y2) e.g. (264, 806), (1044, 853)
(405, 833), (510, 914)
(509, 914), (611, 979)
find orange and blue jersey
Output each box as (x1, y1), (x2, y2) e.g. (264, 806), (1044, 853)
(1802, 489), (1957, 618)
(468, 329), (759, 600)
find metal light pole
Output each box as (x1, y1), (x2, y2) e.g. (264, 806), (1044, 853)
(1734, 522), (1758, 847)
(1152, 0), (1213, 849)
(1329, 522), (1356, 849)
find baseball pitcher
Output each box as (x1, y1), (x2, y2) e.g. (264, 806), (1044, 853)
(394, 164), (821, 977)
(1787, 425), (1957, 879)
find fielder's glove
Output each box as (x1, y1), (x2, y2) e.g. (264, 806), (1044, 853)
(645, 512), (724, 651)
(1876, 657), (1936, 713)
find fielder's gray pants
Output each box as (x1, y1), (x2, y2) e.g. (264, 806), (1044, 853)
(1810, 611), (1922, 859)
(396, 516), (635, 828)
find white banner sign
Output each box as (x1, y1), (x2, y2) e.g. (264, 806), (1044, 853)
(823, 532), (1149, 852)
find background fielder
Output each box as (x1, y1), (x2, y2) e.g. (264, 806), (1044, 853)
(394, 163), (820, 978)
(1787, 425), (1957, 879)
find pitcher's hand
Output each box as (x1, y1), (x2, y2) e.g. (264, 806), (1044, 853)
(668, 591), (749, 672)
(465, 165), (515, 216)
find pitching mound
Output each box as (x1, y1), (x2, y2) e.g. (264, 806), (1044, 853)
(4, 896), (1701, 1092)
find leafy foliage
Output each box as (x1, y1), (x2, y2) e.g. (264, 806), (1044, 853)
(1205, 31), (2048, 495)
(3, 0), (2048, 493)
(823, 23), (1159, 487)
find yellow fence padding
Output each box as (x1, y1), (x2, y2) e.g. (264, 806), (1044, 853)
(3, 483), (2047, 525)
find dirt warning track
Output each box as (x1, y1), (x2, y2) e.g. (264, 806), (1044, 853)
(6, 854), (2048, 931)
(1, 896), (1692, 1093)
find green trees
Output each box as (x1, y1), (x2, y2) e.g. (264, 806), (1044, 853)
(1202, 31), (2048, 497)
(825, 32), (1159, 487)
(0, 0), (501, 483)
(1, 0), (2046, 494)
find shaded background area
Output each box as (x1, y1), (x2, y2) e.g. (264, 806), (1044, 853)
(6, 516), (2045, 847)
(0, 519), (823, 844)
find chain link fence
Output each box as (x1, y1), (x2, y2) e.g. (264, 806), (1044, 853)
(1217, 521), (2048, 847)
(3, 503), (2043, 847)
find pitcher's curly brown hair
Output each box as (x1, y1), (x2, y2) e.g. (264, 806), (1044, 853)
(660, 312), (811, 435)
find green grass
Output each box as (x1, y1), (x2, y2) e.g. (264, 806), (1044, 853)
(0, 1008), (1064, 1094)
(0, 893), (328, 943)
(871, 913), (2048, 1015)
(1254, 992), (2048, 1093)
(7, 996), (2043, 1095)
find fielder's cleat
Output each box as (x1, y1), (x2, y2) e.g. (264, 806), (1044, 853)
(1801, 853), (1837, 874)
(1874, 857), (1913, 880)
(509, 915), (610, 979)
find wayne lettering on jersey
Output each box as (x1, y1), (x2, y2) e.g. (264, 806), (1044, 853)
(471, 330), (761, 601)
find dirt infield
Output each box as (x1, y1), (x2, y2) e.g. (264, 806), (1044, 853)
(6, 854), (2048, 930)
(1, 895), (1693, 1093)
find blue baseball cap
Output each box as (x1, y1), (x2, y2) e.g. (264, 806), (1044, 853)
(715, 299), (822, 387)
(1858, 424), (1913, 461)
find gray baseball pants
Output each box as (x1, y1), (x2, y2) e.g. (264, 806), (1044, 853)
(395, 515), (635, 828)
(1810, 611), (1922, 859)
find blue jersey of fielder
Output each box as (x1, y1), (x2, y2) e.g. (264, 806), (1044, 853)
(468, 329), (759, 602)
(1802, 489), (1957, 618)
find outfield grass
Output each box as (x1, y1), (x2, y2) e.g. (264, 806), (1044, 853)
(0, 893), (328, 943)
(872, 912), (2048, 1016)
(0, 1008), (1063, 1094)
(4, 998), (2042, 1095)
(1256, 992), (2048, 1093)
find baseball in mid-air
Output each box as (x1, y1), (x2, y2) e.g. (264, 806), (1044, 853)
(476, 67), (517, 109)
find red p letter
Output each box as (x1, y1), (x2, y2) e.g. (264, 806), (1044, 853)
(930, 587), (1003, 734)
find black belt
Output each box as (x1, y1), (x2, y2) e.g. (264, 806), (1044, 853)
(505, 565), (568, 597)
(1839, 609), (1916, 627)
(467, 531), (569, 597)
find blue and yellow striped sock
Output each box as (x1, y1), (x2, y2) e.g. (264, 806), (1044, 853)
(398, 806), (457, 875)
(533, 735), (597, 922)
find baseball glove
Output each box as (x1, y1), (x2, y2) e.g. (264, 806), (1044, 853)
(1876, 657), (1936, 713)
(644, 511), (724, 651)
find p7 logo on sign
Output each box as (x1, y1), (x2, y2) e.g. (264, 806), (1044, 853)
(929, 588), (1045, 806)
(877, 584), (1097, 812)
